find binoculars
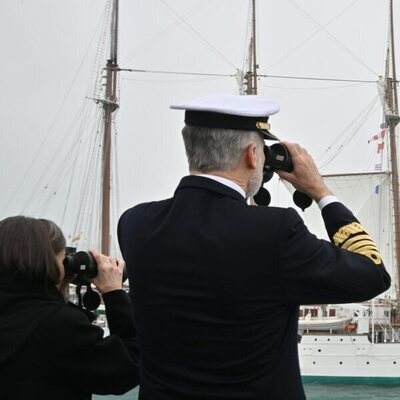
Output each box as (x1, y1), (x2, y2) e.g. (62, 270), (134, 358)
(263, 143), (293, 182)
(254, 143), (312, 210)
(63, 248), (128, 311)
(63, 250), (97, 280)
(63, 248), (100, 311)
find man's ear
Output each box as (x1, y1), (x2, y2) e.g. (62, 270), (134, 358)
(245, 144), (258, 170)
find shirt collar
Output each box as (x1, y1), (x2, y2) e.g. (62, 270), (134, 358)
(196, 174), (246, 198)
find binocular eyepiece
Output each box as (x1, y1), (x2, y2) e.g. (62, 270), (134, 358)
(254, 143), (312, 211)
(263, 143), (293, 183)
(63, 249), (97, 280)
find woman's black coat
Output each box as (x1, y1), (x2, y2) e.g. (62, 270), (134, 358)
(0, 282), (139, 400)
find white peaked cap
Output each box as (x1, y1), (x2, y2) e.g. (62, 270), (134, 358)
(170, 94), (280, 140)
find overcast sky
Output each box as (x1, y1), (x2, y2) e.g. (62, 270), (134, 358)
(0, 0), (397, 252)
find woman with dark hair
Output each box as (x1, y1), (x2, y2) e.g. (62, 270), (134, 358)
(0, 216), (139, 400)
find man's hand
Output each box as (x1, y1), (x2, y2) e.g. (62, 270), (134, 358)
(276, 141), (332, 202)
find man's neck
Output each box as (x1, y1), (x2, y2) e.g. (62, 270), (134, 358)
(191, 171), (247, 198)
(191, 170), (246, 190)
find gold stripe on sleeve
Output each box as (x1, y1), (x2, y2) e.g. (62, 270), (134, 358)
(333, 222), (382, 265)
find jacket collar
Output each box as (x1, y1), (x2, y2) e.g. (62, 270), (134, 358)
(175, 175), (246, 202)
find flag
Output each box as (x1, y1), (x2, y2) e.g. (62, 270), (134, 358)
(377, 142), (385, 153)
(368, 122), (388, 143)
(375, 163), (382, 171)
(368, 130), (386, 143)
(374, 184), (380, 194)
(368, 134), (379, 143)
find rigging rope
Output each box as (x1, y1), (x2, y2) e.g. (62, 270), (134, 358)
(318, 95), (380, 171)
(287, 0), (378, 77)
(20, 99), (94, 212)
(122, 68), (379, 84)
(122, 68), (234, 77)
(1, 2), (110, 218)
(262, 82), (371, 91)
(157, 0), (237, 70)
(16, 0), (112, 251)
(265, 0), (361, 73)
(122, 76), (226, 84)
(122, 0), (212, 65)
(112, 118), (121, 256)
(72, 112), (103, 240)
(258, 74), (376, 84)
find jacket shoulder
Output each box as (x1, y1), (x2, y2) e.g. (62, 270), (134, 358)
(119, 199), (171, 224)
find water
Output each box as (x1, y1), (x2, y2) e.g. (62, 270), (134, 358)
(94, 383), (400, 399)
(303, 383), (400, 399)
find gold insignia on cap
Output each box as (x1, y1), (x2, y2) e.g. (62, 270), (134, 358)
(256, 122), (271, 130)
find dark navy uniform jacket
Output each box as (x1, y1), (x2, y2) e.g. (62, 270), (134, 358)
(118, 175), (391, 400)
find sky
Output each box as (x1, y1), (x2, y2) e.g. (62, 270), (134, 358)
(0, 0), (397, 253)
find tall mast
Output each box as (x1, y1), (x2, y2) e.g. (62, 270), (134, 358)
(101, 0), (119, 255)
(244, 0), (258, 95)
(385, 0), (400, 302)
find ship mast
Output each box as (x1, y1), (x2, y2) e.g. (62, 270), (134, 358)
(101, 0), (119, 255)
(384, 0), (400, 303)
(244, 0), (258, 95)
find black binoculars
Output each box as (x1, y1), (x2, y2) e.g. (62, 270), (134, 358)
(263, 143), (293, 182)
(63, 250), (97, 280)
(254, 143), (312, 210)
(63, 248), (128, 311)
(63, 248), (100, 311)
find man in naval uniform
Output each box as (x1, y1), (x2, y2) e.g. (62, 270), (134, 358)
(118, 94), (391, 400)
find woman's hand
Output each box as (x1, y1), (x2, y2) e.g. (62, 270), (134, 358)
(88, 249), (125, 294)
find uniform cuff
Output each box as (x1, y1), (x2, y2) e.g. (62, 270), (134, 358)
(318, 195), (339, 210)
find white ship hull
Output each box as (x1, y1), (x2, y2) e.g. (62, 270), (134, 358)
(299, 334), (400, 383)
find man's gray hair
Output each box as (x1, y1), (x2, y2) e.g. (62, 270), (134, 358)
(182, 125), (263, 172)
